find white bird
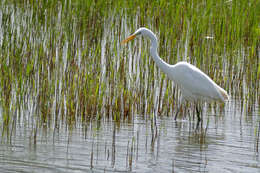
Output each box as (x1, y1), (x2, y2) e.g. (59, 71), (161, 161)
(122, 27), (229, 122)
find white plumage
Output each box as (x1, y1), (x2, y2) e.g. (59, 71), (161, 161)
(170, 61), (228, 102)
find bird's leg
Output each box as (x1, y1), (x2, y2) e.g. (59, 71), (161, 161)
(174, 96), (183, 120)
(174, 105), (181, 120)
(195, 104), (201, 123)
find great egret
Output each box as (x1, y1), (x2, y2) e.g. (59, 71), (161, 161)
(122, 27), (229, 122)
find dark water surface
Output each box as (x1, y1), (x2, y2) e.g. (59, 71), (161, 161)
(0, 99), (259, 173)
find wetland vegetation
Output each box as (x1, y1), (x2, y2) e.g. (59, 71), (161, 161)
(0, 0), (259, 172)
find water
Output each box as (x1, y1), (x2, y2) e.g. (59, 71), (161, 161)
(0, 99), (259, 173)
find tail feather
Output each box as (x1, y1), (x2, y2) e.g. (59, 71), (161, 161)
(219, 87), (229, 101)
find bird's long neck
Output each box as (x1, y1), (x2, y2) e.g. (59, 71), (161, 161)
(149, 36), (171, 75)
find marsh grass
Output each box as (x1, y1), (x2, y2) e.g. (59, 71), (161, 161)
(0, 0), (259, 139)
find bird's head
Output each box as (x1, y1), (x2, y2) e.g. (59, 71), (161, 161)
(122, 27), (156, 44)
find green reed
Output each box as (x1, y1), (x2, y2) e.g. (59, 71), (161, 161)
(0, 0), (258, 137)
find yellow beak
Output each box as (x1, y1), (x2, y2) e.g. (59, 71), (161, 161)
(121, 34), (136, 44)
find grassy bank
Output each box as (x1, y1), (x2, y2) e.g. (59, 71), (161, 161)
(0, 0), (259, 136)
